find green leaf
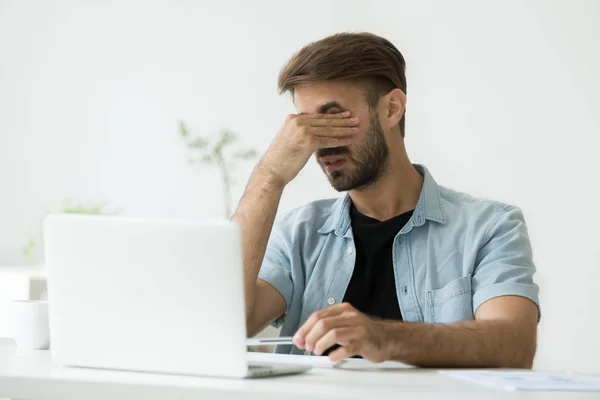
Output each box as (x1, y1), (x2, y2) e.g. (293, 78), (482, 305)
(189, 137), (209, 149)
(22, 235), (36, 261)
(201, 154), (214, 163)
(221, 129), (236, 145)
(234, 148), (258, 160)
(179, 121), (189, 137)
(213, 129), (238, 154)
(60, 200), (110, 215)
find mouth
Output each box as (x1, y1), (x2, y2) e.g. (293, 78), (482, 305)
(320, 156), (347, 173)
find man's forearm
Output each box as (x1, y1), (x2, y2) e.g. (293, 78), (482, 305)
(231, 162), (284, 322)
(382, 319), (536, 368)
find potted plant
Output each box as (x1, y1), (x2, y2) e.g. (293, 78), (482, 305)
(179, 122), (258, 219)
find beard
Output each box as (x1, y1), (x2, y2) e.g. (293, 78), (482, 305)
(316, 113), (389, 192)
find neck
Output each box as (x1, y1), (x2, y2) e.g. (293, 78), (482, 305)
(349, 149), (423, 221)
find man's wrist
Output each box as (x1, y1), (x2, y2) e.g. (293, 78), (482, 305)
(378, 320), (409, 362)
(255, 160), (287, 191)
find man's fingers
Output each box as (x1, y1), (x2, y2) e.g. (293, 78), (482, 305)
(313, 126), (359, 137)
(313, 327), (356, 356)
(293, 304), (349, 348)
(328, 345), (355, 363)
(304, 316), (356, 353)
(297, 111), (351, 120)
(308, 116), (360, 127)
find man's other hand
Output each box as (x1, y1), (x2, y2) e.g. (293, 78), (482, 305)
(292, 302), (392, 363)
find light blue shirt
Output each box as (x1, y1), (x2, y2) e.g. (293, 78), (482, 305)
(258, 165), (540, 355)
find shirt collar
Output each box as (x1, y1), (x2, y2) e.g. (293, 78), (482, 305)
(317, 164), (447, 237)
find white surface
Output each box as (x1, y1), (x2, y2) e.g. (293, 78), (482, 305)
(10, 300), (49, 350)
(44, 214), (249, 378)
(440, 370), (600, 392)
(0, 266), (45, 279)
(248, 352), (413, 370)
(0, 344), (598, 400)
(1, 0), (600, 375)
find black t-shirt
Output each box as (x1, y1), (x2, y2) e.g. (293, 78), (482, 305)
(342, 204), (414, 320)
(322, 205), (413, 356)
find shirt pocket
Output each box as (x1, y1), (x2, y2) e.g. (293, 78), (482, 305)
(427, 275), (474, 324)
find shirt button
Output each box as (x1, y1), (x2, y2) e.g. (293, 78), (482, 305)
(304, 350), (311, 356)
(327, 297), (336, 305)
(347, 246), (354, 255)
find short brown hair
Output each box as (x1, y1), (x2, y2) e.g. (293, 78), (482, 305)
(278, 32), (407, 137)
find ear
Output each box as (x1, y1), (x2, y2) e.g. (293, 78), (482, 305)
(384, 88), (406, 130)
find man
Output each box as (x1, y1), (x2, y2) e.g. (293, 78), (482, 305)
(233, 32), (539, 368)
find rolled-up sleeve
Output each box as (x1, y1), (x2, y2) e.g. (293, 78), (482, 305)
(257, 223), (294, 327)
(472, 206), (540, 320)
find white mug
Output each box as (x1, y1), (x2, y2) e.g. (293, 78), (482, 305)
(10, 300), (50, 350)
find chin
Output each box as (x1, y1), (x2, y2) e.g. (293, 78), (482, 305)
(328, 177), (353, 192)
(325, 170), (349, 190)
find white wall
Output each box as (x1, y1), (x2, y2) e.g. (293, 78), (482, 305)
(1, 0), (599, 373)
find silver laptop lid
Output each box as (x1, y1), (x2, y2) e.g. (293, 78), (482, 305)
(44, 214), (248, 377)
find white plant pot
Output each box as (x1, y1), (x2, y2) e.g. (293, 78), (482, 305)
(0, 265), (46, 338)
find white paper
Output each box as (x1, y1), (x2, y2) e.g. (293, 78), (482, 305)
(440, 370), (600, 391)
(247, 352), (413, 370)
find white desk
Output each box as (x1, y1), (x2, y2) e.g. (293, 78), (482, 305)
(0, 341), (596, 400)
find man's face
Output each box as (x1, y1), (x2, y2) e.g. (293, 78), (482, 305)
(294, 81), (389, 192)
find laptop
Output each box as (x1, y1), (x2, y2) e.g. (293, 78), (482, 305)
(43, 214), (309, 378)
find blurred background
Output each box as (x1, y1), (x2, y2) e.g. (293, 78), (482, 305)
(1, 0), (599, 373)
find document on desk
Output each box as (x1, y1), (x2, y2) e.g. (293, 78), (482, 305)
(247, 352), (413, 370)
(440, 370), (600, 391)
